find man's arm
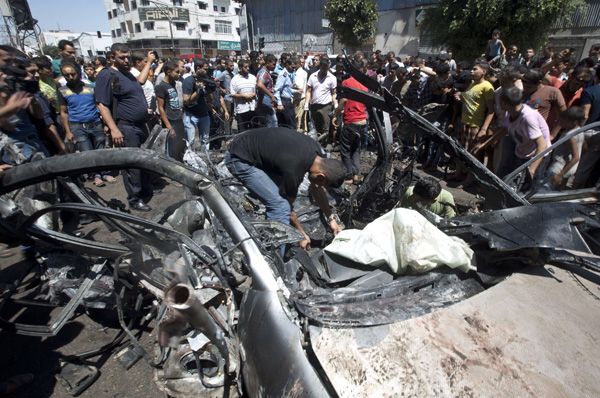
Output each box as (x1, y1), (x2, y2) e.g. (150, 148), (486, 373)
(256, 75), (276, 104)
(581, 103), (591, 127)
(136, 51), (156, 84)
(528, 135), (548, 176)
(478, 97), (495, 137)
(60, 105), (75, 144)
(551, 136), (580, 188)
(310, 184), (342, 236)
(156, 95), (172, 131)
(332, 98), (347, 128)
(273, 72), (289, 111)
(219, 96), (229, 120)
(42, 124), (69, 155)
(97, 103), (124, 147)
(304, 84), (312, 110)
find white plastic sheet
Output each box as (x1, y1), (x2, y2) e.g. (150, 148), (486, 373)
(325, 209), (475, 275)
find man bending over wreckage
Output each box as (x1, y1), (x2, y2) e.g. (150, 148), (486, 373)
(225, 127), (345, 250)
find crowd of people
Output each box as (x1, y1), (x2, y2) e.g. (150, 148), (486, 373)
(0, 35), (600, 220)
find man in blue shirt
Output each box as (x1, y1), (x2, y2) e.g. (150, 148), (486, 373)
(95, 43), (154, 212)
(274, 58), (298, 130)
(59, 62), (112, 186)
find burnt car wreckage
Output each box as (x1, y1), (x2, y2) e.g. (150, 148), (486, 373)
(1, 53), (600, 397)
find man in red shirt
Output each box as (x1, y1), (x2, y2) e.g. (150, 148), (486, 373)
(542, 66), (591, 138)
(332, 59), (369, 184)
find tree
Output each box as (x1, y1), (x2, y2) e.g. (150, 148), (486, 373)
(420, 0), (586, 61)
(324, 0), (378, 50)
(42, 45), (60, 60)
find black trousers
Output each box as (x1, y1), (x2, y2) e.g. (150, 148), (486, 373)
(119, 124), (151, 204)
(339, 122), (364, 179)
(236, 110), (256, 133)
(277, 98), (296, 130)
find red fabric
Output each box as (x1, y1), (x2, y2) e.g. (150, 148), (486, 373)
(342, 77), (368, 123)
(550, 75), (583, 107)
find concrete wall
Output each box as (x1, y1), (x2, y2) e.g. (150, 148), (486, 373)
(374, 8), (419, 58)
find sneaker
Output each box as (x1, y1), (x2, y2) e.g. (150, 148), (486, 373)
(132, 200), (151, 212)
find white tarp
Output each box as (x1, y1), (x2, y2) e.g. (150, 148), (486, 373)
(325, 208), (475, 275)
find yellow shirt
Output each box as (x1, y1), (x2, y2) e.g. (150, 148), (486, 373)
(461, 80), (494, 127)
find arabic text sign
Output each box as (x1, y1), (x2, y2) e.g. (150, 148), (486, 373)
(139, 7), (189, 22)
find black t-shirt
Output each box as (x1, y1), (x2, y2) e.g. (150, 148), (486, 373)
(229, 128), (324, 200)
(182, 75), (209, 118)
(95, 67), (148, 123)
(155, 80), (183, 121)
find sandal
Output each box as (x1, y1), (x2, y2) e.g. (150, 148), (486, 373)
(103, 175), (117, 184)
(0, 247), (14, 258)
(93, 178), (105, 187)
(0, 373), (34, 397)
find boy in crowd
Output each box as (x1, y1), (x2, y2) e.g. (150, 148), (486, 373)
(452, 62), (495, 184)
(156, 61), (185, 161)
(496, 86), (551, 180)
(400, 177), (456, 218)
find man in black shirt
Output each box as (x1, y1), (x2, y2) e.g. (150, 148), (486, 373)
(96, 42), (153, 212)
(225, 128), (345, 249)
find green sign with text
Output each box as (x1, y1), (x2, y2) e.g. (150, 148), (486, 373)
(139, 7), (189, 22)
(218, 41), (241, 51)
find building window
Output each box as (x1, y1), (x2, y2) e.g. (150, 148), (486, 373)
(131, 1), (137, 10)
(235, 8), (241, 15)
(175, 22), (186, 30)
(215, 20), (231, 34)
(112, 9), (117, 17)
(141, 0), (150, 5)
(198, 1), (207, 9)
(135, 23), (141, 32)
(221, 6), (225, 12)
(107, 11), (112, 19)
(213, 6), (218, 11)
(116, 28), (122, 37)
(120, 22), (127, 33)
(111, 30), (116, 38)
(144, 21), (154, 30)
(200, 24), (210, 33)
(173, 0), (182, 5)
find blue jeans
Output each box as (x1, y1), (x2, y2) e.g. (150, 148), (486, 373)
(183, 112), (210, 148)
(255, 104), (278, 128)
(71, 123), (108, 179)
(225, 151), (290, 224)
(1, 134), (50, 165)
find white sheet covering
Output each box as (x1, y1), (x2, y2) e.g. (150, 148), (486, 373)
(324, 208), (475, 274)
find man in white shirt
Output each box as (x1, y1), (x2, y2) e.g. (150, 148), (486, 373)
(230, 59), (257, 132)
(293, 55), (308, 133)
(305, 57), (337, 141)
(130, 50), (160, 129)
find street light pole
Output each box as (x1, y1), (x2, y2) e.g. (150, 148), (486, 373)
(147, 0), (176, 56)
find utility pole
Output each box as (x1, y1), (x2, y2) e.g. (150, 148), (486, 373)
(147, 0), (176, 56)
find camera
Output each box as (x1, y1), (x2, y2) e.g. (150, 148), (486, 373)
(0, 56), (39, 94)
(195, 69), (217, 93)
